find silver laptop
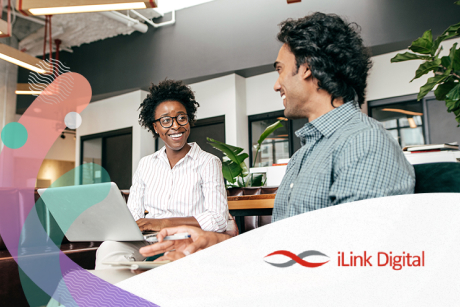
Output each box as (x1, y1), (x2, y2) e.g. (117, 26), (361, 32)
(38, 182), (157, 242)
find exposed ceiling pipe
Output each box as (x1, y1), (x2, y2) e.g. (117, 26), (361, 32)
(98, 11), (148, 33)
(14, 12), (47, 26)
(129, 9), (175, 28)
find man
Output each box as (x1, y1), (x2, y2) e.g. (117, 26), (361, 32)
(272, 13), (415, 221)
(140, 12), (416, 261)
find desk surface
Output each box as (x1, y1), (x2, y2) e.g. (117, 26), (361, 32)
(228, 194), (275, 210)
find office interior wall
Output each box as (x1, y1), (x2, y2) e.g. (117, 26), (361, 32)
(45, 135), (76, 162)
(245, 37), (460, 116)
(73, 39), (460, 165)
(426, 98), (460, 145)
(75, 90), (154, 174)
(190, 74), (249, 155)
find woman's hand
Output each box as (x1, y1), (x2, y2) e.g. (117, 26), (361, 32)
(136, 218), (164, 232)
(139, 225), (231, 261)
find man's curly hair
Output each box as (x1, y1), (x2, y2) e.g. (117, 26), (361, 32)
(277, 12), (372, 107)
(138, 79), (200, 137)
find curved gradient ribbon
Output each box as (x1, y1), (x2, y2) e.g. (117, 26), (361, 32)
(0, 73), (158, 306)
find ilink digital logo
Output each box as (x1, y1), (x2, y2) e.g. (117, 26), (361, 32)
(264, 250), (425, 270)
(337, 251), (425, 270)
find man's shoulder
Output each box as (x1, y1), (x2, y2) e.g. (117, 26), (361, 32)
(336, 112), (394, 147)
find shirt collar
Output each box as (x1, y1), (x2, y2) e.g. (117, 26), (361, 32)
(152, 142), (200, 160)
(295, 101), (359, 139)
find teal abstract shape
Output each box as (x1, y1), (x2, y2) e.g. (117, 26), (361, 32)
(37, 163), (111, 246)
(39, 163), (111, 234)
(19, 163), (111, 307)
(1, 122), (28, 149)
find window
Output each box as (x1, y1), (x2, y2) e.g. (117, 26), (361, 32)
(248, 111), (308, 167)
(368, 95), (428, 148)
(80, 127), (132, 189)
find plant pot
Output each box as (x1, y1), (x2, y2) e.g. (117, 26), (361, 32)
(226, 186), (278, 197)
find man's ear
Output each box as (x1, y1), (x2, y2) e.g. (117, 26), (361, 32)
(299, 64), (312, 80)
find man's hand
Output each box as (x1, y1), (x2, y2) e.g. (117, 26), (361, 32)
(139, 225), (231, 261)
(136, 218), (164, 232)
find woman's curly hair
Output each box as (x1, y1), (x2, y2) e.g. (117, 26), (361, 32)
(277, 12), (372, 107)
(138, 79), (200, 137)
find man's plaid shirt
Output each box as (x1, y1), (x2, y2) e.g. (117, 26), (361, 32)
(272, 102), (415, 222)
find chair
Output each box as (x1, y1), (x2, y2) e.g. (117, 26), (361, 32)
(413, 162), (460, 193)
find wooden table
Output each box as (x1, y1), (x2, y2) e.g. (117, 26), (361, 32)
(228, 194), (275, 233)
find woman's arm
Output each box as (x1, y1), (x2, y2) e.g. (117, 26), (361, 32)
(127, 158), (146, 220)
(136, 216), (201, 231)
(193, 157), (229, 232)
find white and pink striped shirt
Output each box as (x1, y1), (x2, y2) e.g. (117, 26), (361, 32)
(127, 142), (228, 232)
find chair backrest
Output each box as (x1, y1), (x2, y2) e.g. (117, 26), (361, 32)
(414, 162), (460, 193)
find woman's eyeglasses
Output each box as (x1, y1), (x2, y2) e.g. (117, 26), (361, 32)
(153, 114), (189, 128)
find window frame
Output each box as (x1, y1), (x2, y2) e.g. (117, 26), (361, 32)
(367, 92), (434, 146)
(248, 110), (293, 168)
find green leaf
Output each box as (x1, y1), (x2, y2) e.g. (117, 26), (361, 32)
(418, 75), (449, 100)
(249, 174), (265, 187)
(441, 55), (451, 70)
(448, 43), (458, 71)
(433, 22), (460, 54)
(432, 35), (445, 55)
(442, 21), (460, 39)
(411, 58), (441, 81)
(445, 98), (460, 112)
(257, 120), (284, 146)
(446, 83), (460, 101)
(234, 153), (248, 164)
(390, 52), (432, 63)
(222, 160), (242, 183)
(453, 48), (460, 72)
(409, 30), (433, 55)
(207, 137), (243, 164)
(434, 80), (458, 100)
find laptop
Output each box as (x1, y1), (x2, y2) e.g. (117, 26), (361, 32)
(38, 182), (157, 242)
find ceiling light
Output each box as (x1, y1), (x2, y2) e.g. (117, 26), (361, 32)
(15, 83), (46, 96)
(0, 44), (51, 74)
(157, 0), (213, 13)
(16, 90), (42, 95)
(381, 108), (423, 116)
(17, 1), (157, 16)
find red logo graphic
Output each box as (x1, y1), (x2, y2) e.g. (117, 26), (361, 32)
(264, 250), (330, 268)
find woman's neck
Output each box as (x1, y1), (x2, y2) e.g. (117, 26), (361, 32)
(165, 143), (192, 168)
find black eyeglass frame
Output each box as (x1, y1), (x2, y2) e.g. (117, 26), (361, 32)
(153, 114), (190, 128)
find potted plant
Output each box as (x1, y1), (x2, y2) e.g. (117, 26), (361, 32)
(207, 120), (283, 188)
(390, 1), (460, 126)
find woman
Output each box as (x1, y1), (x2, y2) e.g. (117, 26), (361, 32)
(95, 80), (228, 269)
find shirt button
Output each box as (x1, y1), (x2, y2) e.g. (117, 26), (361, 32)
(290, 183), (294, 189)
